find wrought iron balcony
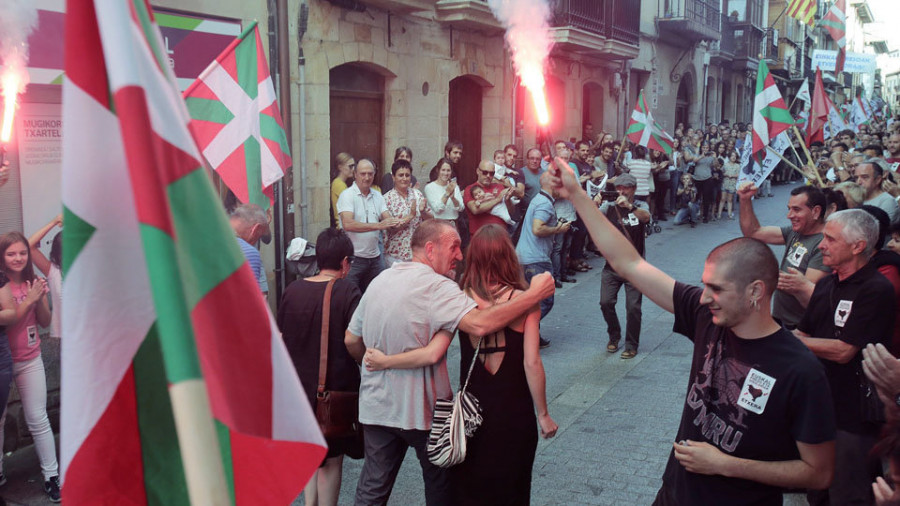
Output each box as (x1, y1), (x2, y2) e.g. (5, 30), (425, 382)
(657, 0), (721, 43)
(549, 0), (640, 59)
(708, 14), (735, 63)
(732, 22), (764, 71)
(762, 27), (778, 62)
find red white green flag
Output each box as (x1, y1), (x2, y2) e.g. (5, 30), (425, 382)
(183, 22), (290, 211)
(625, 91), (675, 155)
(821, 0), (846, 73)
(751, 59), (793, 164)
(60, 1), (325, 504)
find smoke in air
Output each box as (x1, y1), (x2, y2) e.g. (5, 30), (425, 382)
(487, 0), (553, 126)
(0, 0), (38, 142)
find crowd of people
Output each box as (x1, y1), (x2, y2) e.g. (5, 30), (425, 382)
(279, 110), (900, 506)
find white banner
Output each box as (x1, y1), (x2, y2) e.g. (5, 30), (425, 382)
(738, 132), (792, 187)
(810, 50), (876, 73)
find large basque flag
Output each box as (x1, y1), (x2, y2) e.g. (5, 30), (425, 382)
(626, 90), (676, 155)
(751, 59), (793, 164)
(821, 0), (847, 73)
(60, 1), (325, 504)
(183, 22), (290, 211)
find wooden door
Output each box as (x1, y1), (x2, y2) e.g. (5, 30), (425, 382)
(449, 76), (483, 188)
(330, 65), (385, 185)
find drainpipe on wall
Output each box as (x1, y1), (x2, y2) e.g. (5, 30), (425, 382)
(297, 3), (310, 242)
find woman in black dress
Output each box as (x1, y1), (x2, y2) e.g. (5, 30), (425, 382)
(277, 228), (362, 506)
(452, 224), (557, 505)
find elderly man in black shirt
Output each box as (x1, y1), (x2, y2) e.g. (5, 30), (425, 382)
(795, 208), (897, 505)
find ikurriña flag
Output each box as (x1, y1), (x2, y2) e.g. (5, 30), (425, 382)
(60, 1), (325, 504)
(821, 0), (847, 73)
(626, 90), (676, 155)
(183, 22), (290, 211)
(751, 59), (793, 164)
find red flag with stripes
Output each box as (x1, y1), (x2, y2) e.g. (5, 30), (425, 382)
(60, 1), (325, 504)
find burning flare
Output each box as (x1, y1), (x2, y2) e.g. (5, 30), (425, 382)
(1, 71), (21, 143)
(487, 0), (553, 127)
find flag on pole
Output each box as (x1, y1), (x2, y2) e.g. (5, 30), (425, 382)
(827, 100), (851, 138)
(794, 78), (812, 130)
(850, 93), (871, 132)
(61, 1), (325, 504)
(786, 0), (817, 27)
(183, 22), (290, 211)
(751, 59), (793, 164)
(821, 0), (846, 73)
(807, 69), (829, 144)
(625, 91), (676, 155)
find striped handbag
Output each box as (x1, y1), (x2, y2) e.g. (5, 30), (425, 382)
(426, 337), (484, 468)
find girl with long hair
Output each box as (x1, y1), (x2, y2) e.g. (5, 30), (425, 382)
(0, 232), (60, 502)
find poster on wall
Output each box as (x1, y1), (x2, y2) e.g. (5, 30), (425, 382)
(17, 102), (63, 250)
(0, 2), (242, 90)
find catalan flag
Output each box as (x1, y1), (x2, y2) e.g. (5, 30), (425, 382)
(786, 0), (817, 27)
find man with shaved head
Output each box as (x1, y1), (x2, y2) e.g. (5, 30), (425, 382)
(550, 158), (836, 505)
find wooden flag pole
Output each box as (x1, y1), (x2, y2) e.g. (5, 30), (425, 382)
(791, 125), (823, 186)
(767, 145), (814, 182)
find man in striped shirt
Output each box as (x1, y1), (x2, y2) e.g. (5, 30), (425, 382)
(624, 145), (653, 204)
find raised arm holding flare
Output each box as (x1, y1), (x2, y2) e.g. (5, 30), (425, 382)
(548, 158), (836, 505)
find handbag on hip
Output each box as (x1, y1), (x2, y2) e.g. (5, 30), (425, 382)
(426, 337), (484, 468)
(315, 278), (361, 439)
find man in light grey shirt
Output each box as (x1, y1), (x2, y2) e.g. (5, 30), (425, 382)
(345, 219), (555, 506)
(856, 160), (900, 226)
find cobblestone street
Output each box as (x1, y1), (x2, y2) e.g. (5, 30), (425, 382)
(320, 181), (807, 505)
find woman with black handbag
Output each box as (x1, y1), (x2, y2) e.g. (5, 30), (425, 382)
(278, 228), (363, 506)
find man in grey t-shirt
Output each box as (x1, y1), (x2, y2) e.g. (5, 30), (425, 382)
(344, 220), (555, 506)
(738, 185), (829, 328)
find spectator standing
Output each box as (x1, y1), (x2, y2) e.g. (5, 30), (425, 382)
(795, 209), (896, 505)
(0, 232), (60, 502)
(650, 149), (672, 221)
(384, 159), (432, 266)
(856, 161), (900, 225)
(691, 141), (718, 223)
(229, 203), (271, 296)
(463, 160), (511, 237)
(337, 159), (401, 293)
(381, 146), (413, 193)
(27, 216), (63, 340)
(597, 174), (649, 359)
(717, 151), (740, 220)
(278, 229), (362, 506)
(738, 185), (828, 329)
(624, 145), (653, 205)
(331, 153), (356, 228)
(424, 158), (464, 223)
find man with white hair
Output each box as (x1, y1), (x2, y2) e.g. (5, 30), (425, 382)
(229, 203), (271, 295)
(795, 209), (897, 505)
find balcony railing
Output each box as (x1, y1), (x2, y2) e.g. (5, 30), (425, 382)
(709, 14), (735, 59)
(657, 0), (721, 42)
(551, 0), (640, 47)
(762, 27), (778, 62)
(733, 23), (763, 66)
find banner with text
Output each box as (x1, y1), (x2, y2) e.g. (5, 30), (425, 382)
(738, 131), (792, 187)
(811, 50), (876, 73)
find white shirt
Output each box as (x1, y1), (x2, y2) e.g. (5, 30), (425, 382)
(336, 182), (388, 258)
(424, 181), (464, 220)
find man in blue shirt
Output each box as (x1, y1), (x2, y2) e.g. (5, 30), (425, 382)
(516, 172), (571, 347)
(229, 203), (271, 296)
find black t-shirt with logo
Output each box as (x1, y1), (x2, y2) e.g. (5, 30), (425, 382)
(797, 262), (895, 434)
(599, 200), (647, 270)
(661, 282), (835, 506)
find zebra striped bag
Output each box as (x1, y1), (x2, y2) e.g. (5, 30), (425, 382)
(427, 337), (484, 468)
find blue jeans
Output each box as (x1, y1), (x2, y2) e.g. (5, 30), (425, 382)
(346, 255), (384, 294)
(523, 261), (554, 319)
(674, 203), (699, 225)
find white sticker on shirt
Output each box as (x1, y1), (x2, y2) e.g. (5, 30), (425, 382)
(26, 325), (37, 348)
(834, 300), (853, 328)
(624, 213), (639, 226)
(738, 368), (776, 415)
(786, 242), (808, 268)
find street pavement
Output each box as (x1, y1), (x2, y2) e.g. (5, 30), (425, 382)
(317, 181), (812, 506)
(0, 183), (806, 506)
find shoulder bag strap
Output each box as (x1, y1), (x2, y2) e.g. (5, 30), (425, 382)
(317, 278), (337, 396)
(460, 336), (484, 394)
